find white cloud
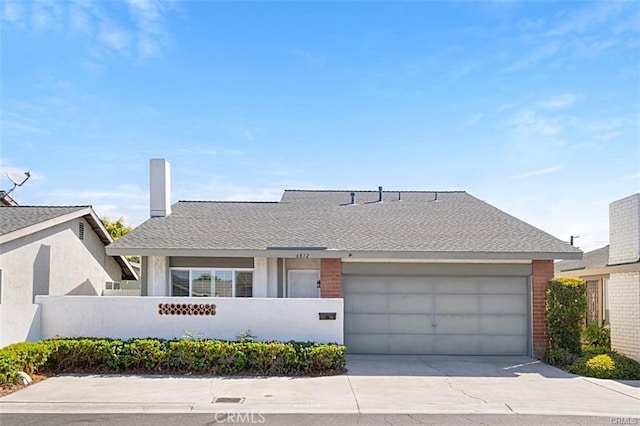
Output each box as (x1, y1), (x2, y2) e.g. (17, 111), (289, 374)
(546, 2), (623, 37)
(540, 93), (581, 111)
(2, 0), (177, 62)
(125, 0), (171, 58)
(99, 21), (131, 51)
(2, 1), (24, 24)
(291, 48), (327, 66)
(463, 113), (484, 128)
(510, 165), (562, 179)
(507, 40), (561, 71)
(48, 185), (147, 201)
(68, 4), (92, 33)
(510, 109), (561, 137)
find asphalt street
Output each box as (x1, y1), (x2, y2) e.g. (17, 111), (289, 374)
(0, 413), (631, 426)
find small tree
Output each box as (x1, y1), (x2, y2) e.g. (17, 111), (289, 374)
(101, 216), (132, 241)
(546, 277), (587, 355)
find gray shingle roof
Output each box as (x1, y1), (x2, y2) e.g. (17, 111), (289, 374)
(555, 245), (610, 273)
(0, 206), (89, 235)
(109, 190), (580, 257)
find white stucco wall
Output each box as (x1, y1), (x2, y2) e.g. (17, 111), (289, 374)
(0, 304), (41, 347)
(36, 296), (344, 344)
(0, 217), (122, 304)
(608, 272), (640, 361)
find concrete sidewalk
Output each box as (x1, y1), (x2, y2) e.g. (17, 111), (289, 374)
(1, 356), (638, 417)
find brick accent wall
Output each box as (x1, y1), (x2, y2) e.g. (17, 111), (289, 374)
(532, 260), (554, 359)
(608, 272), (640, 362)
(320, 259), (342, 298)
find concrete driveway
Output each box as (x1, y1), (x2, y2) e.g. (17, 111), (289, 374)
(1, 356), (638, 416)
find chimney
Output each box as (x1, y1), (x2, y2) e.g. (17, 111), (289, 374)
(150, 158), (171, 218)
(608, 193), (640, 265)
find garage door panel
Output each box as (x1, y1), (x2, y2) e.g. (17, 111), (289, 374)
(345, 313), (389, 333)
(434, 314), (481, 334)
(433, 279), (479, 294)
(347, 334), (389, 354)
(345, 293), (390, 313)
(481, 294), (527, 314)
(480, 315), (528, 334)
(343, 277), (389, 293)
(388, 294), (433, 313)
(388, 334), (435, 354)
(479, 277), (528, 294)
(433, 335), (482, 355)
(388, 314), (432, 333)
(343, 273), (529, 356)
(480, 336), (528, 355)
(434, 295), (480, 314)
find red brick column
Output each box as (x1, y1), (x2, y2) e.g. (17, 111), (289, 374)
(532, 260), (554, 359)
(320, 259), (342, 298)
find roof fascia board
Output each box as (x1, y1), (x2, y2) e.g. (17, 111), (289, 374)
(106, 247), (582, 261)
(557, 263), (640, 277)
(81, 210), (137, 280)
(0, 207), (92, 245)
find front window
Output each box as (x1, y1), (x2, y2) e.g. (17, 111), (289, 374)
(214, 271), (233, 297)
(170, 269), (253, 297)
(171, 270), (190, 297)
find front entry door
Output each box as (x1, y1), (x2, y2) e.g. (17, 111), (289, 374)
(288, 270), (320, 298)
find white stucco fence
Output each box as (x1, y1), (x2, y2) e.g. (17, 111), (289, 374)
(0, 304), (42, 347)
(35, 296), (344, 344)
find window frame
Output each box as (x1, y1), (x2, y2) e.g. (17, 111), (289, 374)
(170, 267), (254, 298)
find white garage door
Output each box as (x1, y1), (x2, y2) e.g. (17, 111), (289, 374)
(344, 276), (529, 355)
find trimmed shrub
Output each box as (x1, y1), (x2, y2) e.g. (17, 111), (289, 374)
(0, 341), (56, 386)
(582, 323), (611, 349)
(542, 347), (575, 367)
(546, 277), (586, 355)
(0, 338), (346, 387)
(568, 350), (640, 380)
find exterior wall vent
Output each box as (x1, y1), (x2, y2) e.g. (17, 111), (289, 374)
(79, 222), (85, 240)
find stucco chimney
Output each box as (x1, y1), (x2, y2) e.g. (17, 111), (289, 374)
(608, 193), (640, 265)
(150, 158), (171, 218)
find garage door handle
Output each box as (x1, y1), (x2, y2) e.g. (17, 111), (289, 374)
(432, 321), (438, 327)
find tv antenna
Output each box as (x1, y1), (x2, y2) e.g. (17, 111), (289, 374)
(3, 170), (31, 197)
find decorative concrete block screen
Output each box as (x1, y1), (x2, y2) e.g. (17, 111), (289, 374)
(35, 296), (344, 344)
(158, 303), (217, 316)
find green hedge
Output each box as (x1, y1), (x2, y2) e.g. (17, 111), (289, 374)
(0, 338), (346, 387)
(546, 277), (586, 356)
(568, 347), (640, 380)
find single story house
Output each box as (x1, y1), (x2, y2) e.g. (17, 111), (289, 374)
(0, 204), (137, 346)
(555, 193), (640, 361)
(106, 159), (581, 358)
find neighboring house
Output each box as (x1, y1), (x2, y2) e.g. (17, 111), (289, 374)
(106, 159), (581, 358)
(0, 191), (18, 207)
(555, 194), (640, 361)
(0, 205), (137, 305)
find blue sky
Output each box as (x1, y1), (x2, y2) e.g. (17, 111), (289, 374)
(1, 0), (638, 252)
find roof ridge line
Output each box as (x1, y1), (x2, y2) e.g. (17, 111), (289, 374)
(282, 189), (467, 193)
(178, 200), (279, 204)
